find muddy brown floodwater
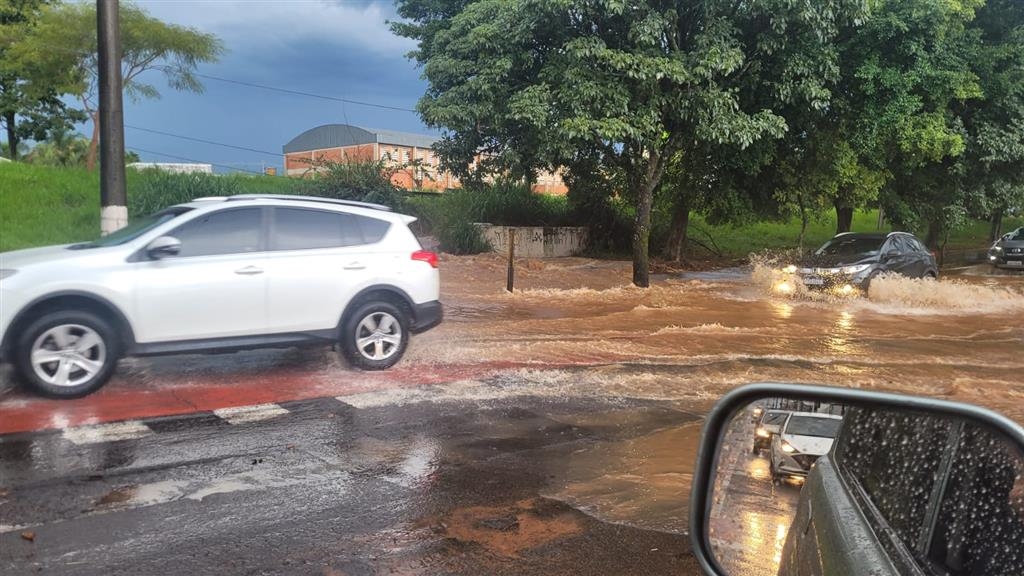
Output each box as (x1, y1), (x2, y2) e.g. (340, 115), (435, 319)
(406, 255), (1024, 423)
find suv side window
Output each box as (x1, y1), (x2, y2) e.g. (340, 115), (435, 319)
(356, 216), (391, 244)
(271, 207), (362, 250)
(837, 408), (952, 555)
(169, 207), (263, 258)
(891, 236), (911, 254)
(908, 237), (928, 253)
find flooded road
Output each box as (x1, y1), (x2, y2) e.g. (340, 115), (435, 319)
(2, 255), (1023, 575)
(709, 407), (801, 576)
(419, 256), (1024, 421)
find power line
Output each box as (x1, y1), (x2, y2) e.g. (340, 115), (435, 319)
(159, 67), (419, 113)
(127, 146), (269, 175)
(125, 124), (282, 157)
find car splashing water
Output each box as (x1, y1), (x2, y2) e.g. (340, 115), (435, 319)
(410, 254), (1024, 422)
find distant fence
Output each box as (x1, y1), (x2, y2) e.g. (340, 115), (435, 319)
(476, 225), (589, 258)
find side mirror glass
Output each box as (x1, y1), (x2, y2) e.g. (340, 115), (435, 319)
(690, 384), (1024, 576)
(146, 235), (181, 259)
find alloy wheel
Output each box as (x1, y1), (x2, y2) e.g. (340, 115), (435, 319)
(30, 324), (107, 388)
(354, 312), (403, 361)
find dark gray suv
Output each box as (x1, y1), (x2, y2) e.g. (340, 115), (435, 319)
(989, 227), (1024, 269)
(791, 232), (939, 291)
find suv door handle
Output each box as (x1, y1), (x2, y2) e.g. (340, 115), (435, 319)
(235, 266), (264, 276)
(343, 262), (366, 270)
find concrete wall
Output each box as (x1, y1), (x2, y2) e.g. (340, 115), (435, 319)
(477, 225), (589, 258)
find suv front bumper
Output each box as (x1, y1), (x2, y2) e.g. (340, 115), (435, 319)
(411, 300), (443, 333)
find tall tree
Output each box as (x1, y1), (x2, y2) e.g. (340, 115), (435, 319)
(18, 1), (223, 170)
(959, 0), (1024, 241)
(395, 0), (863, 286)
(842, 0), (984, 247)
(0, 0), (82, 160)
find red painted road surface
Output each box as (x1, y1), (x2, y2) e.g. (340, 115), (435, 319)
(0, 357), (541, 436)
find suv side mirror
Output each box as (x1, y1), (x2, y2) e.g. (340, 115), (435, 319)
(690, 383), (1024, 576)
(146, 236), (181, 259)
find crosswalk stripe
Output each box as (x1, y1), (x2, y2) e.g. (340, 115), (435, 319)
(213, 403), (290, 425)
(62, 421), (154, 445)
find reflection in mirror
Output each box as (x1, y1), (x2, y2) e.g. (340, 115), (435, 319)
(707, 397), (1024, 576)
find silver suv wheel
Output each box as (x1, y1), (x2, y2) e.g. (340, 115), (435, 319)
(31, 324), (108, 388)
(354, 312), (403, 361)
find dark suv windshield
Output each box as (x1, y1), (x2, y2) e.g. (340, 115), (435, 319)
(815, 237), (885, 257)
(786, 416), (842, 438)
(73, 207), (193, 249)
(1006, 228), (1024, 241)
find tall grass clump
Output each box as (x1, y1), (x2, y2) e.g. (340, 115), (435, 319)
(405, 181), (572, 254)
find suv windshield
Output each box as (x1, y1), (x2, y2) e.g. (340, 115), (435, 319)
(815, 236), (885, 257)
(73, 207), (193, 249)
(1006, 228), (1024, 241)
(786, 416), (842, 438)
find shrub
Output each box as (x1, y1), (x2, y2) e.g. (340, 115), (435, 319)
(439, 221), (493, 254)
(404, 181), (572, 254)
(129, 169), (240, 217)
(298, 160), (405, 209)
(128, 170), (302, 217)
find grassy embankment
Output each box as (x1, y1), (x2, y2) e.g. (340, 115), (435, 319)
(2, 162), (1018, 258)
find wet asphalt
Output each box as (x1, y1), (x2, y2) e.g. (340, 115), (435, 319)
(708, 411), (799, 576)
(0, 392), (705, 575)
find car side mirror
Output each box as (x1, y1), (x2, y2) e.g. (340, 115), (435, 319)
(690, 383), (1024, 576)
(146, 236), (181, 259)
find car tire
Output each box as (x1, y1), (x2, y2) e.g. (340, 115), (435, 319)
(340, 301), (409, 371)
(14, 310), (120, 398)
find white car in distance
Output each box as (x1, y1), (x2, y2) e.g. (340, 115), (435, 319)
(770, 412), (844, 483)
(0, 195), (442, 398)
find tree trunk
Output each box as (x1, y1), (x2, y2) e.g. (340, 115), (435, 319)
(796, 194), (808, 249)
(663, 194), (691, 262)
(835, 204), (854, 235)
(86, 110), (100, 172)
(4, 111), (18, 160)
(632, 178), (654, 288)
(925, 219), (943, 251)
(989, 210), (1004, 242)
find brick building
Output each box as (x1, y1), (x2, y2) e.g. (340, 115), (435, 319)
(282, 124), (567, 194)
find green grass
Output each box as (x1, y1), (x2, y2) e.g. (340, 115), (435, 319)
(0, 163), (300, 252)
(1, 163), (101, 251)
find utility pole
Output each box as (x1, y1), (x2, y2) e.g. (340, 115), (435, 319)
(97, 0), (127, 235)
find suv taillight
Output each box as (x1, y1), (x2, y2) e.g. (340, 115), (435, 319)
(411, 250), (439, 268)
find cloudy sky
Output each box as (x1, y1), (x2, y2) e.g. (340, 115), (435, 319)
(123, 0), (430, 173)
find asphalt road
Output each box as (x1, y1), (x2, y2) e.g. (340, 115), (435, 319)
(0, 391), (705, 576)
(708, 409), (800, 576)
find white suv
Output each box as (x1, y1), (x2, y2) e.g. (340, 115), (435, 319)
(0, 195), (442, 398)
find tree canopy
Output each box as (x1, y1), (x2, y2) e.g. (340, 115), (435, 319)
(395, 0), (866, 286)
(5, 1), (223, 169)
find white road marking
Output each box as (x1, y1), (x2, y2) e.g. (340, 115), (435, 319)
(213, 403), (289, 425)
(62, 421), (154, 445)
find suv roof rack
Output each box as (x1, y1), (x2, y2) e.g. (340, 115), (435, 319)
(224, 194), (392, 212)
